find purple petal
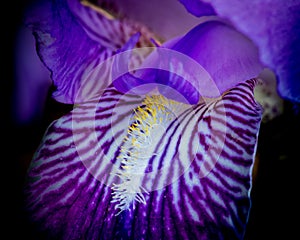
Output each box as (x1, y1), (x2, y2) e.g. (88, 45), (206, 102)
(213, 0), (300, 103)
(179, 0), (216, 17)
(112, 32), (156, 95)
(25, 79), (262, 239)
(112, 42), (203, 104)
(112, 20), (263, 104)
(25, 0), (155, 104)
(69, 0), (156, 50)
(167, 20), (263, 97)
(179, 0), (300, 102)
(111, 33), (202, 104)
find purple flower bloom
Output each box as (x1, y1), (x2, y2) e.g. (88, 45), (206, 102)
(22, 0), (268, 239)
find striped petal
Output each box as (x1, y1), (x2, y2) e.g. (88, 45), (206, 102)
(25, 79), (262, 239)
(25, 0), (155, 104)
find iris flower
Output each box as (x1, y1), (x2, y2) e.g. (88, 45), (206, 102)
(22, 0), (299, 239)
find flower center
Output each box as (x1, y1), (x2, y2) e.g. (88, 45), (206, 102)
(111, 94), (181, 215)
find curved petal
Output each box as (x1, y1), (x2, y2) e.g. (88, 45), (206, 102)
(24, 79), (262, 239)
(161, 21), (263, 99)
(112, 20), (263, 105)
(212, 0), (300, 103)
(25, 0), (155, 104)
(179, 0), (300, 102)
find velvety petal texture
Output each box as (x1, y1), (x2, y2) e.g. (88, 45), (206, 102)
(24, 79), (262, 239)
(179, 0), (300, 102)
(25, 0), (155, 104)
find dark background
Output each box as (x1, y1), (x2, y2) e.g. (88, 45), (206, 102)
(4, 1), (299, 239)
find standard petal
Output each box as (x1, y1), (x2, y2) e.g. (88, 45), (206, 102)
(24, 79), (262, 239)
(164, 20), (263, 98)
(25, 0), (155, 104)
(111, 20), (263, 105)
(213, 0), (300, 103)
(179, 0), (300, 102)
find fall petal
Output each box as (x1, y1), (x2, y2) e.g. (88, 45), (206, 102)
(25, 79), (262, 239)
